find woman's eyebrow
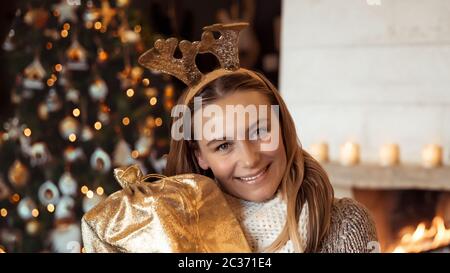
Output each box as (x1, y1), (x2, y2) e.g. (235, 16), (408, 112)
(205, 118), (271, 146)
(206, 138), (227, 147)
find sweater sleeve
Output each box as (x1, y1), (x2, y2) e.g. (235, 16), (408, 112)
(319, 198), (380, 253)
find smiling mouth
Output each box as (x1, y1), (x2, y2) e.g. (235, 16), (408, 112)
(235, 164), (270, 184)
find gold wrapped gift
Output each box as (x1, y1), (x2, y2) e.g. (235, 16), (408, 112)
(81, 164), (251, 253)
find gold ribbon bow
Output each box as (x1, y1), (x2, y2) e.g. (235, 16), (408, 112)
(113, 164), (166, 189)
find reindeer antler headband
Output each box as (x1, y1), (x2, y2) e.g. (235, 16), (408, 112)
(138, 22), (263, 103)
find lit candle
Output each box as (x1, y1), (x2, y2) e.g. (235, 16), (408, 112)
(379, 143), (400, 167)
(309, 142), (329, 163)
(421, 144), (442, 168)
(340, 141), (360, 166)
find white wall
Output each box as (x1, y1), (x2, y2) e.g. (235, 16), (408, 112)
(280, 0), (450, 164)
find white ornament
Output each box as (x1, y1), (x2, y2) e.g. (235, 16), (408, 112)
(81, 126), (94, 142)
(64, 146), (85, 163)
(17, 197), (37, 220)
(50, 223), (81, 253)
(46, 89), (62, 112)
(113, 138), (135, 167)
(3, 118), (22, 141)
(52, 0), (78, 24)
(38, 180), (60, 205)
(82, 194), (105, 213)
(89, 78), (108, 102)
(30, 142), (51, 167)
(90, 148), (111, 173)
(135, 135), (153, 158)
(65, 88), (80, 103)
(2, 29), (15, 51)
(149, 151), (167, 174)
(58, 172), (77, 196)
(55, 196), (75, 220)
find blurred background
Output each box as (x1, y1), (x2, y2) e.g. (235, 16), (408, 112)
(0, 0), (449, 253)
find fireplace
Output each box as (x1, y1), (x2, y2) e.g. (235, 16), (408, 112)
(324, 163), (450, 253)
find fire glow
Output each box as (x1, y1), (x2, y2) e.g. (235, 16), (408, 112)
(391, 216), (450, 253)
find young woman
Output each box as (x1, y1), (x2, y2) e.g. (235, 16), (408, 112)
(82, 22), (378, 253)
(163, 70), (378, 253)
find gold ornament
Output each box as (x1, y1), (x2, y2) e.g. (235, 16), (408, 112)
(144, 87), (158, 98)
(44, 29), (60, 40)
(118, 24), (140, 44)
(99, 0), (116, 31)
(116, 0), (129, 8)
(0, 175), (11, 201)
(37, 102), (49, 120)
(117, 65), (143, 88)
(66, 39), (88, 70)
(59, 116), (80, 139)
(10, 88), (21, 104)
(24, 8), (49, 29)
(23, 57), (46, 90)
(52, 0), (79, 24)
(97, 48), (108, 63)
(26, 220), (41, 236)
(130, 66), (143, 82)
(8, 160), (29, 188)
(164, 99), (175, 112)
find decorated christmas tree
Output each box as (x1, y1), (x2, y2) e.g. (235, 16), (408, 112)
(0, 0), (177, 253)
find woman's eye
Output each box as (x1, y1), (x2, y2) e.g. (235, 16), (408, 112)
(252, 127), (270, 140)
(216, 143), (231, 152)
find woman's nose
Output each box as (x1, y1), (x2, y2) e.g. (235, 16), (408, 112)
(239, 141), (260, 168)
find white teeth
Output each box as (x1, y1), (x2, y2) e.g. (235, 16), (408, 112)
(239, 166), (268, 182)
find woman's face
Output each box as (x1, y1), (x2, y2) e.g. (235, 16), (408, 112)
(193, 90), (287, 202)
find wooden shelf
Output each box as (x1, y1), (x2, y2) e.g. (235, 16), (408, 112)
(322, 162), (450, 191)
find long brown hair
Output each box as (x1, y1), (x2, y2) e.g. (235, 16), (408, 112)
(164, 70), (334, 252)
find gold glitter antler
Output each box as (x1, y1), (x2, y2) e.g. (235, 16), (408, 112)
(199, 22), (249, 70)
(138, 38), (202, 86)
(138, 22), (249, 87)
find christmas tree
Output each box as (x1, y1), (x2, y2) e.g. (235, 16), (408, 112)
(0, 0), (178, 253)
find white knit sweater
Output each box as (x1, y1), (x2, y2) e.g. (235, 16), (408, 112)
(223, 191), (309, 253)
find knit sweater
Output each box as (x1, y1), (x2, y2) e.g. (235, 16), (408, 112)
(224, 192), (379, 253)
